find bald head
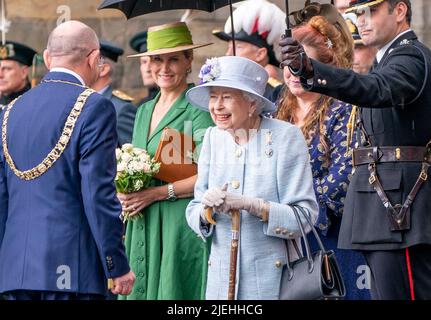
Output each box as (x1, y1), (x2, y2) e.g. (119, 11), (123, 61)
(46, 20), (99, 66)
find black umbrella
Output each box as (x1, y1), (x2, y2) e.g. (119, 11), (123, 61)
(98, 0), (243, 54)
(98, 0), (243, 19)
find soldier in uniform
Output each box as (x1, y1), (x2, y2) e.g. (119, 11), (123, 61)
(344, 13), (378, 73)
(92, 40), (137, 145)
(280, 0), (431, 299)
(0, 41), (37, 109)
(212, 0), (284, 104)
(129, 31), (158, 107)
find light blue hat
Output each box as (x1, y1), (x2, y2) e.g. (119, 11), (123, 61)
(186, 56), (276, 114)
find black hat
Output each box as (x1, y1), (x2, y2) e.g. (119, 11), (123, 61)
(345, 0), (385, 13)
(129, 31), (148, 53)
(99, 40), (124, 63)
(0, 41), (37, 66)
(213, 29), (280, 66)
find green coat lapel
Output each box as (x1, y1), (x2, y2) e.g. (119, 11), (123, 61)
(147, 86), (191, 144)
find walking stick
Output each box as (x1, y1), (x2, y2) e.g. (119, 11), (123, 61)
(228, 209), (240, 300)
(204, 207), (240, 300)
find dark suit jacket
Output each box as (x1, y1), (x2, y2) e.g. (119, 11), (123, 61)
(304, 30), (431, 250)
(0, 71), (129, 294)
(102, 85), (137, 146)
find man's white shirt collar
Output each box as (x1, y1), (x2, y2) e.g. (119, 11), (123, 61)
(376, 29), (412, 63)
(50, 67), (86, 86)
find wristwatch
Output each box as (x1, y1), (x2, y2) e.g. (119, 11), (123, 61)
(166, 183), (177, 202)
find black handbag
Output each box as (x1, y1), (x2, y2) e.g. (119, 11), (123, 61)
(279, 205), (346, 300)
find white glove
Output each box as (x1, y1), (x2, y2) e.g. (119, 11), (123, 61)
(216, 193), (268, 219)
(201, 184), (228, 208)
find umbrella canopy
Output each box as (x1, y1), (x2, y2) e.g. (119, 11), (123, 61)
(98, 0), (244, 19)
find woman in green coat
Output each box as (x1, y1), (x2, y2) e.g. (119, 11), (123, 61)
(117, 22), (213, 300)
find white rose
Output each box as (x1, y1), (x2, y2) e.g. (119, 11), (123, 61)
(142, 163), (152, 174)
(122, 143), (134, 153)
(121, 152), (132, 164)
(117, 162), (126, 172)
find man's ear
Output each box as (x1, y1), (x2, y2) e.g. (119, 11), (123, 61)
(21, 65), (30, 81)
(98, 63), (111, 78)
(395, 1), (408, 23)
(255, 47), (268, 65)
(43, 49), (51, 69)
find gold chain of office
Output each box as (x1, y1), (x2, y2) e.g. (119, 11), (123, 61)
(1, 81), (95, 181)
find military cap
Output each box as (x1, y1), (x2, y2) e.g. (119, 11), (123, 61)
(129, 31), (148, 53)
(344, 13), (364, 46)
(345, 0), (386, 13)
(99, 40), (124, 63)
(0, 41), (37, 66)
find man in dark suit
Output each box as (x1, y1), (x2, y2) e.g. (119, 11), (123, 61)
(93, 39), (136, 145)
(0, 41), (37, 108)
(0, 20), (135, 300)
(280, 0), (431, 299)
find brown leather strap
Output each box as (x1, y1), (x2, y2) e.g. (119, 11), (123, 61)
(353, 146), (428, 166)
(368, 160), (430, 232)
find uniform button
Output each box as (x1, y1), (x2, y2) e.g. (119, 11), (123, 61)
(322, 79), (327, 86)
(282, 229), (288, 235)
(138, 272), (144, 277)
(231, 180), (240, 189)
(137, 256), (144, 262)
(275, 260), (282, 268)
(318, 223), (327, 231)
(138, 225), (144, 230)
(318, 79), (322, 85)
(235, 149), (242, 158)
(208, 261), (211, 266)
(288, 232), (295, 237)
(275, 227), (281, 234)
(138, 241), (144, 247)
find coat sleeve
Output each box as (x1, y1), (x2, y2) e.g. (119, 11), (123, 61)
(78, 95), (130, 279)
(0, 135), (8, 248)
(264, 125), (319, 239)
(305, 45), (426, 108)
(186, 127), (214, 241)
(117, 102), (137, 146)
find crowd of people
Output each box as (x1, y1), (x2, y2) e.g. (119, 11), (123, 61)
(1, 0), (430, 301)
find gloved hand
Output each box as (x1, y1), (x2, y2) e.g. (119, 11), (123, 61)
(202, 184), (269, 221)
(215, 193), (269, 221)
(279, 36), (314, 80)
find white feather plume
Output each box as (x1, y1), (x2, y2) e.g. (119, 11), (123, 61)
(223, 0), (286, 63)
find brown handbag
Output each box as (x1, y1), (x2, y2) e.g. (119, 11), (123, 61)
(153, 127), (197, 183)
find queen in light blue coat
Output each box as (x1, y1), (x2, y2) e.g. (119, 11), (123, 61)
(185, 56), (318, 300)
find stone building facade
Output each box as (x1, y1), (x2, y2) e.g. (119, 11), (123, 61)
(4, 0), (430, 102)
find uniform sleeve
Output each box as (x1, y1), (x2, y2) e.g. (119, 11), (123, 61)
(186, 127), (214, 241)
(117, 102), (137, 146)
(315, 104), (353, 218)
(78, 95), (130, 279)
(305, 45), (426, 108)
(0, 138), (8, 248)
(264, 125), (319, 239)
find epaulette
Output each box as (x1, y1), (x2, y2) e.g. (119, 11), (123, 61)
(399, 39), (412, 46)
(267, 77), (282, 88)
(112, 89), (134, 102)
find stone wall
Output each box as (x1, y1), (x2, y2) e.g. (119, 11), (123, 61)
(4, 0), (429, 102)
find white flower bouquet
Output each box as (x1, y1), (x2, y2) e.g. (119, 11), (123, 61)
(115, 143), (160, 221)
